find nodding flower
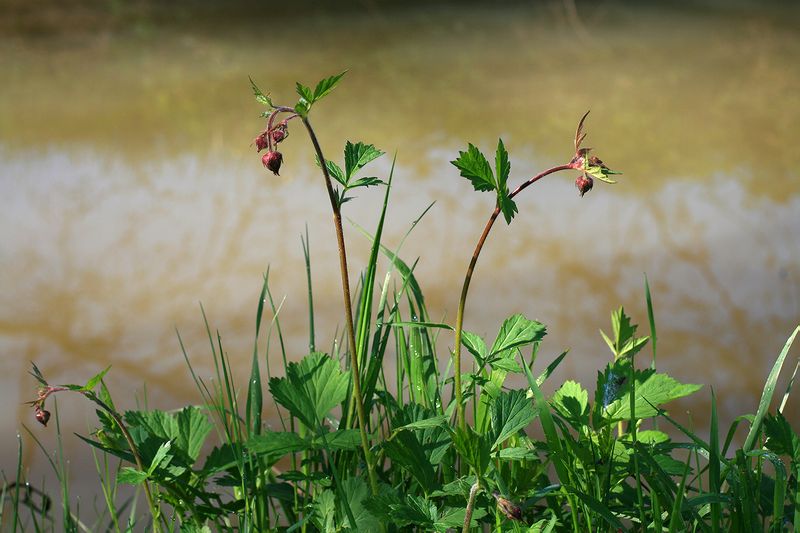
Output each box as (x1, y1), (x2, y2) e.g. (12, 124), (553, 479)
(262, 150), (283, 175)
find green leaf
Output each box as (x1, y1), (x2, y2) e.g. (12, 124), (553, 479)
(248, 76), (273, 108)
(313, 71), (347, 102)
(460, 330), (488, 365)
(383, 430), (438, 493)
(583, 160), (621, 184)
(294, 100), (310, 118)
(117, 467), (149, 485)
(600, 370), (701, 425)
(497, 191), (518, 225)
(451, 144), (495, 192)
(147, 440), (173, 475)
(246, 431), (309, 463)
(325, 160), (347, 186)
(268, 352), (350, 429)
(347, 177), (385, 189)
(395, 415), (448, 433)
(312, 489), (336, 532)
(340, 477), (381, 532)
(83, 366), (111, 392)
(763, 412), (800, 460)
(453, 426), (490, 476)
(315, 429), (362, 451)
(175, 407), (213, 462)
(489, 314), (547, 357)
(494, 139), (517, 224)
(344, 141), (384, 182)
(550, 380), (589, 429)
(490, 389), (536, 450)
(496, 446), (535, 460)
(295, 82), (314, 103)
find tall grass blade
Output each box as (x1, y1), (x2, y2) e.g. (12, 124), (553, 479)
(709, 388), (721, 533)
(743, 325), (800, 453)
(302, 224), (316, 354)
(246, 271), (270, 438)
(644, 274), (658, 369)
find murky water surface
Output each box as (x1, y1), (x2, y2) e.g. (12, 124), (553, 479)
(2, 2), (799, 502)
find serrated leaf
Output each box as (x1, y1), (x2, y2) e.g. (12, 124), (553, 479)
(383, 430), (437, 493)
(295, 82), (314, 103)
(246, 431), (309, 463)
(344, 141), (384, 182)
(176, 406), (213, 462)
(490, 389), (536, 450)
(489, 314), (547, 357)
(395, 415), (448, 433)
(294, 100), (310, 117)
(324, 159), (347, 186)
(498, 191), (518, 225)
(460, 330), (488, 365)
(313, 71), (347, 102)
(269, 352), (350, 429)
(583, 162), (621, 184)
(83, 366), (111, 391)
(340, 477), (381, 532)
(249, 76), (273, 108)
(601, 371), (701, 424)
(451, 144), (495, 192)
(347, 177), (385, 189)
(763, 412), (800, 460)
(495, 138), (510, 190)
(453, 426), (490, 476)
(147, 440), (173, 475)
(550, 380), (589, 429)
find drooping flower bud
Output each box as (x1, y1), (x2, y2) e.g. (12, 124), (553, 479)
(262, 150), (283, 175)
(35, 405), (51, 427)
(575, 174), (593, 197)
(254, 133), (269, 152)
(270, 126), (288, 144)
(493, 492), (523, 521)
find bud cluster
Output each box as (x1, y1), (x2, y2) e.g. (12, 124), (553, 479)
(254, 118), (290, 176)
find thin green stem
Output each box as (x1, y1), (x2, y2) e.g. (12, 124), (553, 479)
(300, 116), (379, 495)
(452, 164), (572, 431)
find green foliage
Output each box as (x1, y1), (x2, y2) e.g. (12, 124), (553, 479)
(17, 73), (800, 533)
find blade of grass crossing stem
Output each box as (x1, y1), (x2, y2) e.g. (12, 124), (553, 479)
(743, 326), (800, 453)
(302, 224), (316, 354)
(628, 355), (646, 528)
(668, 454), (691, 533)
(520, 353), (580, 531)
(644, 274), (658, 370)
(246, 271), (270, 438)
(265, 280), (292, 432)
(779, 356), (800, 414)
(745, 450), (786, 532)
(709, 388), (721, 533)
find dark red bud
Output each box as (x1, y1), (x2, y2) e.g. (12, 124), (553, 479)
(496, 496), (523, 521)
(254, 133), (269, 152)
(575, 174), (593, 197)
(270, 127), (287, 144)
(35, 406), (51, 427)
(262, 151), (283, 175)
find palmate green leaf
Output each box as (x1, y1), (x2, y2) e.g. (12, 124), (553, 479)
(246, 431), (308, 463)
(123, 406), (212, 464)
(600, 371), (701, 425)
(324, 159), (347, 186)
(550, 380), (589, 430)
(489, 314), (547, 358)
(315, 429), (362, 451)
(451, 143), (495, 192)
(388, 495), (437, 529)
(490, 389), (536, 450)
(344, 141), (384, 181)
(453, 426), (490, 476)
(312, 489), (336, 533)
(268, 352), (350, 429)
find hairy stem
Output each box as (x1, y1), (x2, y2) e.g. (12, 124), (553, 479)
(462, 481), (481, 533)
(453, 164), (573, 431)
(300, 116), (379, 495)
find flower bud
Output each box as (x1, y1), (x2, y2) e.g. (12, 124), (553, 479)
(35, 406), (51, 427)
(575, 174), (593, 197)
(262, 150), (283, 175)
(494, 494), (523, 521)
(270, 127), (287, 144)
(254, 133), (268, 152)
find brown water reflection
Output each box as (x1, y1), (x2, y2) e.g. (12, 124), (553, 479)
(1, 1), (799, 504)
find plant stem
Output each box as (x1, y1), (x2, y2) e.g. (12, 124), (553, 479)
(462, 481), (480, 533)
(452, 164), (572, 431)
(300, 116), (379, 495)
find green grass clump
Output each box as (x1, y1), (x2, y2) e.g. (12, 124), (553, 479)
(6, 73), (800, 532)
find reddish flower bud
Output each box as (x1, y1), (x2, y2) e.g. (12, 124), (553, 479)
(262, 150), (283, 175)
(254, 133), (269, 152)
(35, 406), (50, 427)
(575, 174), (593, 197)
(270, 127), (287, 144)
(493, 493), (523, 521)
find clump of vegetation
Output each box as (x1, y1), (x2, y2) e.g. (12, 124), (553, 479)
(7, 73), (799, 532)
